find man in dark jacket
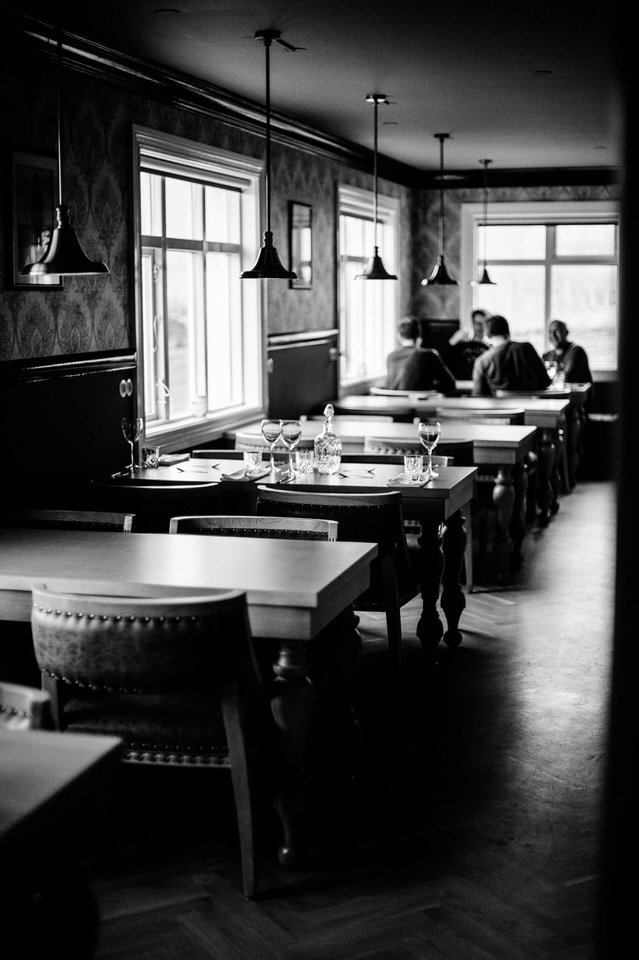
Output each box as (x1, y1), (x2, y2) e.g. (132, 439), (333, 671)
(472, 314), (551, 396)
(385, 317), (456, 393)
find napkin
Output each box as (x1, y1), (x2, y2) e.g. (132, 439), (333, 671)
(158, 453), (190, 466)
(386, 473), (430, 488)
(220, 467), (271, 481)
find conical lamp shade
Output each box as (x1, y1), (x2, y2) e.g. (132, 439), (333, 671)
(421, 255), (457, 286)
(21, 204), (109, 276)
(470, 264), (496, 286)
(240, 230), (296, 279)
(355, 246), (397, 280)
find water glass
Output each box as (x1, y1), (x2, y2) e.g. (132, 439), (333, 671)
(404, 454), (423, 483)
(243, 450), (263, 476)
(292, 449), (315, 476)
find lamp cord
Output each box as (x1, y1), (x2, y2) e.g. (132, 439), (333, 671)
(438, 134), (446, 256)
(264, 34), (272, 233)
(373, 97), (379, 249)
(56, 24), (63, 207)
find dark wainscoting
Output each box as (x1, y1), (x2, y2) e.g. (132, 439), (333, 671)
(1, 354), (137, 504)
(267, 331), (339, 419)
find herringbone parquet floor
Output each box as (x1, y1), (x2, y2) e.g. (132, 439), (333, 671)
(88, 481), (616, 960)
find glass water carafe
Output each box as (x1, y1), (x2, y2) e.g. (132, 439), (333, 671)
(314, 403), (342, 474)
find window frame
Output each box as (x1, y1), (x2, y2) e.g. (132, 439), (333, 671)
(460, 199), (619, 376)
(131, 125), (267, 450)
(337, 184), (400, 391)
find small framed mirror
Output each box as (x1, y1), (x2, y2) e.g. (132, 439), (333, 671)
(289, 201), (312, 289)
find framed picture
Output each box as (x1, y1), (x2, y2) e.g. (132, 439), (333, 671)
(289, 201), (312, 289)
(10, 151), (62, 288)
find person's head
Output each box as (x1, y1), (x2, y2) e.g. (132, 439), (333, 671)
(471, 308), (490, 340)
(547, 318), (569, 348)
(484, 314), (510, 342)
(398, 317), (420, 344)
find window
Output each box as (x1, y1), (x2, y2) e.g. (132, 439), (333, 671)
(132, 126), (265, 449)
(338, 185), (399, 386)
(460, 201), (619, 372)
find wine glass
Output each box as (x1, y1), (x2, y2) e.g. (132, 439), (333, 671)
(417, 419), (441, 480)
(281, 419), (302, 476)
(260, 418), (283, 472)
(121, 417), (143, 473)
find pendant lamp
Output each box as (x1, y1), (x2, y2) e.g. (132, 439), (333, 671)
(21, 25), (109, 278)
(421, 132), (457, 286)
(240, 29), (296, 280)
(355, 93), (397, 280)
(470, 159), (496, 286)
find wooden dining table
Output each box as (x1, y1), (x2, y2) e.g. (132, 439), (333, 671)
(0, 527), (376, 867)
(227, 422), (535, 581)
(1, 728), (122, 956)
(346, 387), (578, 508)
(130, 455), (478, 650)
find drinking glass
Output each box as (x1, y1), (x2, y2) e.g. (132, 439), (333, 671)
(417, 419), (441, 479)
(242, 450), (263, 477)
(403, 454), (424, 483)
(122, 417), (143, 473)
(260, 418), (283, 472)
(281, 419), (302, 476)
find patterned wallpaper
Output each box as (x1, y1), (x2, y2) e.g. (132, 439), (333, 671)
(0, 51), (412, 362)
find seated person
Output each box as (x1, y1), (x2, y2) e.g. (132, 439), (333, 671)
(385, 317), (456, 394)
(543, 318), (593, 385)
(445, 308), (490, 380)
(472, 314), (551, 396)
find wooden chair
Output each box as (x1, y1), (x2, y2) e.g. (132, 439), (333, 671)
(169, 514), (338, 540)
(234, 432), (314, 452)
(0, 681), (52, 730)
(1, 508), (135, 532)
(30, 583), (272, 899)
(364, 434), (471, 464)
(435, 407), (526, 425)
(307, 414), (395, 423)
(254, 486), (418, 692)
(88, 480), (221, 532)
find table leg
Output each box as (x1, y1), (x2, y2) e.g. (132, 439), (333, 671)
(565, 408), (583, 490)
(510, 461), (528, 570)
(441, 507), (468, 647)
(536, 428), (557, 525)
(492, 467), (516, 581)
(270, 607), (362, 867)
(270, 639), (315, 867)
(415, 518), (445, 658)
